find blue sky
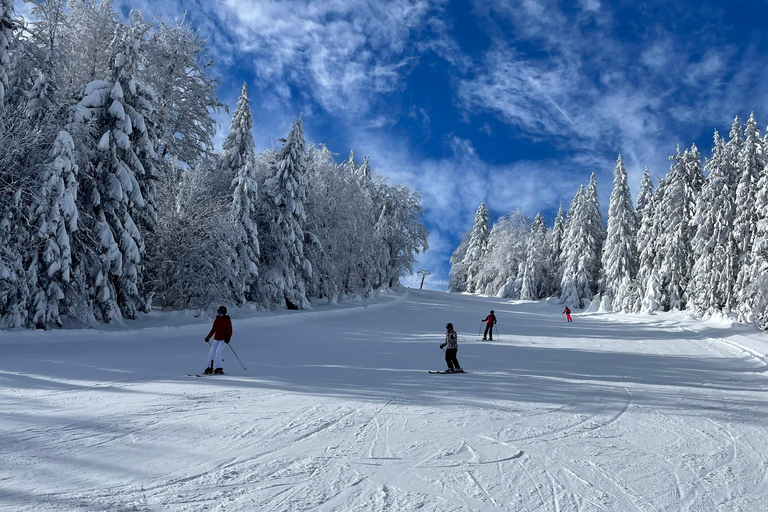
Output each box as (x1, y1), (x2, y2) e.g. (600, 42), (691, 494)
(16, 0), (768, 290)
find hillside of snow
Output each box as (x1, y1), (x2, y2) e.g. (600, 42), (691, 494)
(3, 289), (768, 511)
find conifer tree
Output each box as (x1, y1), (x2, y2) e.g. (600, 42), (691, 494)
(521, 213), (550, 300)
(75, 20), (159, 321)
(224, 84), (259, 304)
(584, 172), (605, 295)
(744, 164), (768, 327)
(550, 205), (565, 295)
(28, 131), (79, 328)
(655, 146), (702, 310)
(733, 113), (765, 311)
(0, 0), (13, 106)
(635, 178), (663, 312)
(462, 203), (490, 294)
(636, 167), (654, 220)
(600, 155), (637, 311)
(560, 186), (593, 308)
(262, 117), (312, 309)
(689, 131), (738, 315)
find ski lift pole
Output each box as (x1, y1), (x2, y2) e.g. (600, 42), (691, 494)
(417, 269), (430, 289)
(228, 343), (246, 370)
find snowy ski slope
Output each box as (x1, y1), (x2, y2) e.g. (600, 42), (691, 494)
(3, 289), (768, 511)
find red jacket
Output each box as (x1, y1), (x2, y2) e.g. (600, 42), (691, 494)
(207, 315), (233, 341)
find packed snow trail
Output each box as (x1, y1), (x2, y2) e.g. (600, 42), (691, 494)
(3, 289), (768, 511)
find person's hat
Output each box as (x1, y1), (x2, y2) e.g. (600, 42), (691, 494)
(446, 322), (453, 329)
(217, 306), (227, 315)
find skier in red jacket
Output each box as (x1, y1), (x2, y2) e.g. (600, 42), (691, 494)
(481, 310), (497, 340)
(204, 306), (233, 374)
(563, 306), (572, 322)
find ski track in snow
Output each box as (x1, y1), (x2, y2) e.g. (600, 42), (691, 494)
(3, 290), (768, 511)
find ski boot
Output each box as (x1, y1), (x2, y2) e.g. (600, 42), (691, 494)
(213, 368), (224, 375)
(203, 366), (213, 374)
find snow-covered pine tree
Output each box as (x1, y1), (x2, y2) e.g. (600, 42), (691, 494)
(74, 20), (159, 321)
(28, 131), (79, 328)
(636, 167), (654, 221)
(740, 129), (768, 327)
(635, 177), (662, 312)
(261, 117), (312, 309)
(733, 113), (765, 314)
(654, 145), (702, 310)
(560, 186), (593, 308)
(600, 155), (637, 312)
(689, 131), (738, 316)
(462, 203), (490, 294)
(520, 213), (550, 300)
(0, 0), (14, 107)
(584, 172), (605, 296)
(223, 83), (259, 304)
(550, 205), (565, 294)
(340, 149), (358, 174)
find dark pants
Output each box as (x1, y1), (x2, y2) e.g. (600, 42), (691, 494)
(445, 348), (460, 370)
(483, 324), (494, 339)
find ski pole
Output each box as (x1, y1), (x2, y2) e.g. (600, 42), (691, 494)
(228, 343), (246, 370)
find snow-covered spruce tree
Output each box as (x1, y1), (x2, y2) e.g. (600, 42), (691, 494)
(741, 141), (768, 326)
(0, 103), (54, 327)
(462, 203), (490, 294)
(74, 20), (159, 321)
(476, 209), (529, 297)
(584, 172), (605, 296)
(654, 145), (703, 310)
(600, 155), (637, 312)
(260, 117), (312, 309)
(689, 131), (738, 316)
(340, 149), (358, 174)
(222, 83), (259, 304)
(560, 186), (593, 308)
(550, 205), (565, 294)
(636, 167), (654, 221)
(635, 177), (662, 313)
(28, 131), (79, 328)
(733, 113), (765, 314)
(520, 213), (550, 300)
(0, 0), (14, 106)
(449, 232), (470, 293)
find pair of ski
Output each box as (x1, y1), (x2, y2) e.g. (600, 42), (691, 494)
(428, 369), (466, 374)
(187, 373), (225, 377)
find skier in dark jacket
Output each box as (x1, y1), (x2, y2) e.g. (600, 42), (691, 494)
(439, 323), (463, 373)
(563, 306), (572, 322)
(204, 306), (233, 374)
(481, 310), (497, 340)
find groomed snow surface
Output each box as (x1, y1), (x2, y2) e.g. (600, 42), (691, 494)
(3, 289), (768, 511)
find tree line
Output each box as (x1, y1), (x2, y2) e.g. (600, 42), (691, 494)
(0, 1), (428, 328)
(451, 114), (768, 329)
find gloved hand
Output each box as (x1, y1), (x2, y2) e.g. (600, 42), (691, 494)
(225, 339), (230, 344)
(439, 343), (446, 349)
(205, 337), (210, 343)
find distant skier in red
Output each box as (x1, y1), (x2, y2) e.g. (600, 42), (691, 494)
(204, 306), (233, 374)
(563, 306), (572, 322)
(481, 310), (497, 340)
